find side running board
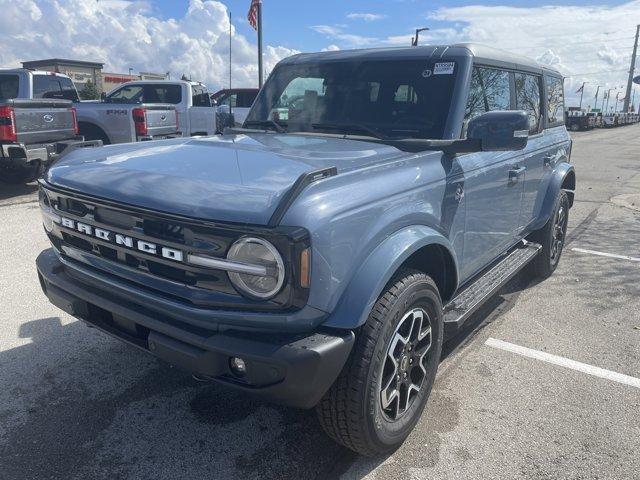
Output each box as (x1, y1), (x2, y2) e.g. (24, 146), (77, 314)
(443, 241), (542, 336)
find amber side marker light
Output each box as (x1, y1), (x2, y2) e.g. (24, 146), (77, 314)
(300, 248), (311, 288)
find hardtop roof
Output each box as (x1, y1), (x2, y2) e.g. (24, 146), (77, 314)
(279, 43), (563, 78)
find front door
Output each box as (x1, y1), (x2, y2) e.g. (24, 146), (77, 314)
(458, 151), (525, 281)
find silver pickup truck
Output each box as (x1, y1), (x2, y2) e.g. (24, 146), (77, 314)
(0, 70), (85, 184)
(76, 98), (179, 145)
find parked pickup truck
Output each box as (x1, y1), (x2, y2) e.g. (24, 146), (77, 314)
(36, 44), (574, 456)
(0, 69), (85, 184)
(79, 80), (215, 143)
(565, 111), (595, 131)
(211, 88), (259, 130)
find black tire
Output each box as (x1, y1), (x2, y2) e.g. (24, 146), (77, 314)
(0, 160), (42, 184)
(316, 269), (443, 456)
(529, 190), (570, 278)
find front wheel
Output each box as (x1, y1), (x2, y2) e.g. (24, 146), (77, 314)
(316, 269), (443, 456)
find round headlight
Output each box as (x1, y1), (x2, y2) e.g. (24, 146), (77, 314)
(227, 237), (285, 299)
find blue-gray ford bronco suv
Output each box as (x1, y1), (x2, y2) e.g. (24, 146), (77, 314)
(36, 44), (574, 456)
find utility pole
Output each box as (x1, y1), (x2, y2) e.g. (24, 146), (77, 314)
(615, 92), (621, 113)
(594, 85), (601, 111)
(623, 24), (639, 113)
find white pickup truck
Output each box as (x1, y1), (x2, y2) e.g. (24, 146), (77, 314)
(93, 80), (216, 139)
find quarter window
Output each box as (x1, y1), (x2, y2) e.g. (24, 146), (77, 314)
(515, 73), (542, 134)
(33, 75), (79, 101)
(465, 67), (511, 120)
(546, 76), (565, 126)
(0, 74), (19, 100)
(191, 85), (211, 107)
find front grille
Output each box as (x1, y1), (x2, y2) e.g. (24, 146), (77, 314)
(41, 185), (309, 311)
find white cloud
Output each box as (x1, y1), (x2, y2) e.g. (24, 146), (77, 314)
(346, 13), (386, 22)
(427, 1), (640, 105)
(0, 0), (298, 91)
(322, 44), (340, 52)
(312, 1), (640, 107)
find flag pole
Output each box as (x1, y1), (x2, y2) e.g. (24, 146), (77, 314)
(229, 10), (232, 90)
(258, 1), (263, 88)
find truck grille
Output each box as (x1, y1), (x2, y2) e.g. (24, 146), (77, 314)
(40, 185), (305, 311)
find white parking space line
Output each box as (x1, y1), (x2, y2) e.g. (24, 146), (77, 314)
(571, 247), (640, 263)
(485, 338), (640, 389)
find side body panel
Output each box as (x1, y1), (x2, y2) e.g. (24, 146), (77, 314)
(282, 151), (466, 325)
(75, 102), (135, 144)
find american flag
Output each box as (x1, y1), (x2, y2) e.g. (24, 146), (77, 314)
(248, 0), (261, 31)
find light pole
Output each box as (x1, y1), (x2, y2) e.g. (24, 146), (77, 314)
(605, 88), (614, 112)
(594, 85), (601, 111)
(614, 92), (621, 113)
(578, 82), (587, 110)
(128, 68), (133, 77)
(411, 27), (430, 46)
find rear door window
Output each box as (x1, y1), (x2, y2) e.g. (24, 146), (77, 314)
(33, 75), (79, 101)
(465, 67), (512, 121)
(515, 73), (543, 134)
(238, 91), (258, 107)
(142, 85), (182, 104)
(0, 74), (19, 100)
(191, 85), (211, 107)
(545, 76), (565, 126)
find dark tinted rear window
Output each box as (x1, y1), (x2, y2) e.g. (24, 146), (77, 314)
(0, 74), (19, 100)
(237, 91), (258, 107)
(33, 75), (79, 101)
(192, 85), (211, 107)
(106, 84), (182, 104)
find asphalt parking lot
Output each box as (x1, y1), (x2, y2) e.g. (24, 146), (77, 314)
(1, 126), (639, 480)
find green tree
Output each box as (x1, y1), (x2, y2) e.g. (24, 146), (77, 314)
(79, 80), (100, 100)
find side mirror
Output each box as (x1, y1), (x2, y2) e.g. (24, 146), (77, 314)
(467, 110), (529, 152)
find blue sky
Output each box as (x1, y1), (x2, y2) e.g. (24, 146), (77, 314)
(2, 0), (639, 107)
(151, 0), (634, 52)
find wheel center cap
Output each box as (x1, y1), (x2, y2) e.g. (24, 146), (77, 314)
(400, 354), (410, 372)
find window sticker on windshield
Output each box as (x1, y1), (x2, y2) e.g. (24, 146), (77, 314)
(434, 62), (455, 75)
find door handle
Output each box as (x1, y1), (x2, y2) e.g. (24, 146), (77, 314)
(508, 166), (526, 183)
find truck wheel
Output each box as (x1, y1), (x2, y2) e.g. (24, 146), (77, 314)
(0, 160), (42, 184)
(529, 190), (570, 279)
(316, 269), (443, 456)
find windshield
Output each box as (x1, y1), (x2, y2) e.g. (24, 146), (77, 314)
(246, 60), (457, 139)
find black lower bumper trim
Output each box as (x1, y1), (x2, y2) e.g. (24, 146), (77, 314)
(36, 249), (354, 409)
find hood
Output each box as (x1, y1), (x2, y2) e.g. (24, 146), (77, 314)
(46, 133), (405, 225)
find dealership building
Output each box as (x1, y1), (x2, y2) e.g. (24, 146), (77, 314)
(21, 58), (168, 94)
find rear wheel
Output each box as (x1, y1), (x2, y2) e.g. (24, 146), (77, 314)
(316, 269), (443, 456)
(529, 190), (570, 278)
(79, 123), (110, 145)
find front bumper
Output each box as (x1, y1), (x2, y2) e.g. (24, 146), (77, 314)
(0, 137), (85, 166)
(36, 249), (354, 409)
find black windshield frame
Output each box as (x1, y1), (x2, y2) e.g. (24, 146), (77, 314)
(246, 59), (458, 140)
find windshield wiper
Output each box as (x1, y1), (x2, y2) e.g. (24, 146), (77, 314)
(311, 123), (388, 140)
(243, 119), (287, 133)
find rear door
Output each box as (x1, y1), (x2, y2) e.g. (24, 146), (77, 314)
(188, 84), (215, 135)
(521, 75), (570, 228)
(515, 72), (547, 230)
(458, 66), (526, 280)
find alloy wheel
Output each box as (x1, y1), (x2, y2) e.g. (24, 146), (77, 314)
(551, 204), (567, 263)
(380, 308), (433, 421)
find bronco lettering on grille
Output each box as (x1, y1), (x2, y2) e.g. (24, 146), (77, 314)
(59, 216), (184, 262)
